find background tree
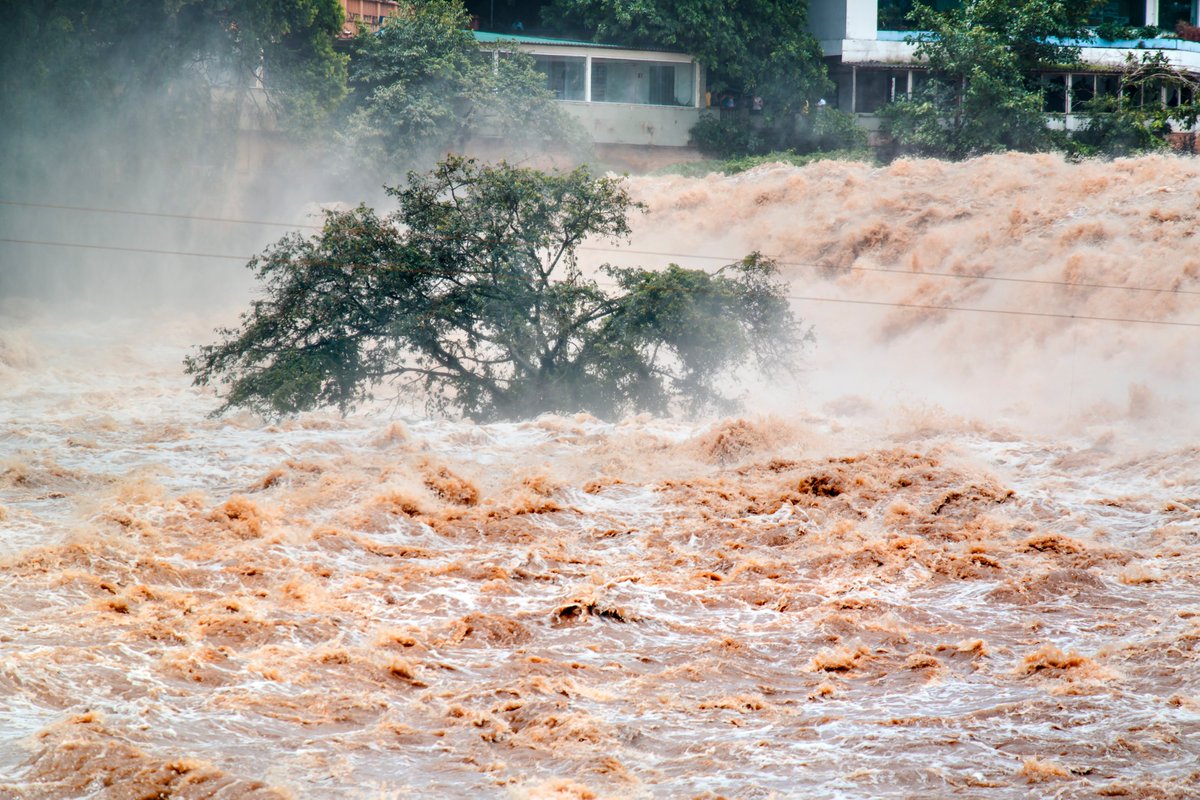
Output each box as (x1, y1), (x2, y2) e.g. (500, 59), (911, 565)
(689, 106), (868, 158)
(881, 0), (1097, 159)
(342, 0), (585, 171)
(539, 0), (832, 154)
(186, 157), (806, 420)
(0, 0), (348, 202)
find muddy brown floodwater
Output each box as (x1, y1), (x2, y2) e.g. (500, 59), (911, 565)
(2, 153), (1200, 799)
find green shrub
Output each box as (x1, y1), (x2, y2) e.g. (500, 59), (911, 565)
(689, 114), (767, 157)
(795, 108), (869, 152)
(690, 108), (868, 158)
(655, 149), (874, 177)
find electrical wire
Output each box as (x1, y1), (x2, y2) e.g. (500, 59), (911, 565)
(4, 196), (1198, 297)
(4, 235), (1197, 329)
(587, 245), (1200, 297)
(0, 199), (321, 230)
(0, 237), (250, 261)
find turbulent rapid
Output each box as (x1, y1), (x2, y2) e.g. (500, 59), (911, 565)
(2, 152), (1200, 799)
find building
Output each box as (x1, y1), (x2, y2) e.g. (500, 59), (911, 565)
(334, 1), (707, 158)
(810, 0), (1200, 129)
(339, 0), (403, 37)
(472, 32), (706, 149)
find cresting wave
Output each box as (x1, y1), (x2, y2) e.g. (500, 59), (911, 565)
(621, 152), (1200, 437)
(2, 152), (1199, 799)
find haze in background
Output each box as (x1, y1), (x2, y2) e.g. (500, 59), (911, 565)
(614, 153), (1200, 436)
(3, 152), (1200, 798)
(3, 6), (1200, 795)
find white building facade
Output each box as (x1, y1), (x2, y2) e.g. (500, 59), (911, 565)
(473, 32), (705, 148)
(809, 0), (1200, 128)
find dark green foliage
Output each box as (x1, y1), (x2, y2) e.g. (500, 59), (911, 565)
(690, 116), (769, 157)
(1, 0), (348, 139)
(881, 0), (1095, 159)
(691, 109), (866, 158)
(879, 1), (965, 31)
(186, 157), (807, 420)
(342, 1), (585, 171)
(1067, 100), (1165, 156)
(0, 0), (348, 200)
(1091, 22), (1165, 40)
(654, 150), (874, 178)
(795, 108), (871, 153)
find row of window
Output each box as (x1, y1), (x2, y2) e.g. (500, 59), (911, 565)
(532, 56), (694, 107)
(1041, 72), (1197, 111)
(879, 1), (1197, 30)
(843, 67), (1197, 114)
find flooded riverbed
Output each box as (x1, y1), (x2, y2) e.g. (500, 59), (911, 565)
(2, 153), (1199, 798)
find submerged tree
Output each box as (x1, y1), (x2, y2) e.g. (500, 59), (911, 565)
(186, 157), (807, 421)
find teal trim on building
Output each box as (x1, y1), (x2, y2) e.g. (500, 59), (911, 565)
(876, 28), (1200, 52)
(470, 31), (685, 55)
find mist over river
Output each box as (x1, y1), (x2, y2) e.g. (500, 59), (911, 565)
(2, 153), (1200, 799)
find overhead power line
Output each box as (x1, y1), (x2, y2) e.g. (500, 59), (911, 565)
(779, 294), (1200, 329)
(0, 237), (250, 261)
(4, 196), (1198, 298)
(589, 246), (1200, 298)
(0, 199), (320, 230)
(3, 235), (1197, 330)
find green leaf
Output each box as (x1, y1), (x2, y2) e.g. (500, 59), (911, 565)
(187, 158), (809, 420)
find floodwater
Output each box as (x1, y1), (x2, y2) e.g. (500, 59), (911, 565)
(2, 152), (1200, 799)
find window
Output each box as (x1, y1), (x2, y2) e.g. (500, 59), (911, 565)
(533, 56), (586, 101)
(1160, 1), (1194, 27)
(911, 70), (931, 97)
(1042, 74), (1068, 113)
(1096, 74), (1122, 99)
(1071, 74), (1096, 110)
(591, 63), (607, 102)
(879, 0), (961, 30)
(592, 58), (693, 106)
(1090, 1), (1145, 26)
(648, 65), (675, 106)
(855, 70), (891, 113)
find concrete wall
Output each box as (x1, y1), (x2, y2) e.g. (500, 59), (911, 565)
(845, 0), (879, 39)
(808, 0), (879, 43)
(559, 101), (702, 147)
(841, 37), (919, 63)
(808, 0), (850, 41)
(1077, 40), (1200, 72)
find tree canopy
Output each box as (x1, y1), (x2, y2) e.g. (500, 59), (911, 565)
(881, 0), (1095, 159)
(1, 0), (348, 137)
(342, 0), (584, 172)
(186, 157), (806, 420)
(0, 0), (348, 200)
